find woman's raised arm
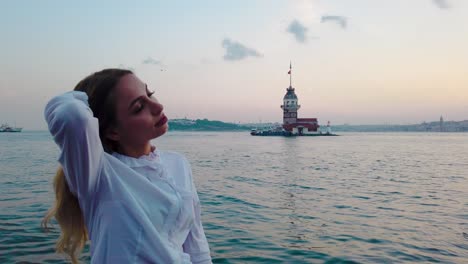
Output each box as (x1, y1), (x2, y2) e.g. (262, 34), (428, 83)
(45, 91), (104, 199)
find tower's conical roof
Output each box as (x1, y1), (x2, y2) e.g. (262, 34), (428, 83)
(283, 86), (298, 100)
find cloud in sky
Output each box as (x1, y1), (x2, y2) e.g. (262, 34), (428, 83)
(321, 15), (347, 29)
(118, 64), (135, 72)
(286, 20), (308, 43)
(432, 0), (450, 9)
(222, 38), (262, 61)
(142, 57), (161, 65)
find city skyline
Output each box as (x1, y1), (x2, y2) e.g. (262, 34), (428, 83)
(1, 0), (467, 130)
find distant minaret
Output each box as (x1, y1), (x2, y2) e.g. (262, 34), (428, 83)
(281, 62), (300, 127)
(440, 116), (444, 132)
(326, 121), (332, 134)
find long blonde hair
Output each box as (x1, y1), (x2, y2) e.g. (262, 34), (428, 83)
(42, 168), (87, 264)
(42, 69), (132, 263)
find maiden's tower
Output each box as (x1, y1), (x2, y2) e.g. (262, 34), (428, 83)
(281, 63), (319, 135)
(251, 63), (336, 136)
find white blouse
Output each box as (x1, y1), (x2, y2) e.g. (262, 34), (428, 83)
(45, 91), (212, 263)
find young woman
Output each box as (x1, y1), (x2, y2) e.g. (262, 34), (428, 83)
(43, 69), (212, 263)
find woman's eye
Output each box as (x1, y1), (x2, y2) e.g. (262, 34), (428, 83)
(147, 90), (155, 97)
(134, 104), (144, 113)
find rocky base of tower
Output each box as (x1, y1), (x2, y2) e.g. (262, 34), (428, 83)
(250, 129), (338, 137)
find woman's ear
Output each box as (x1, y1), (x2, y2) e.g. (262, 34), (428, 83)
(105, 126), (120, 141)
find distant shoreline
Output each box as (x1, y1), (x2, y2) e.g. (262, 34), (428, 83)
(168, 119), (468, 132)
(15, 119), (468, 133)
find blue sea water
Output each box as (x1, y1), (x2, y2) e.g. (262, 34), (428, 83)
(1, 131), (467, 263)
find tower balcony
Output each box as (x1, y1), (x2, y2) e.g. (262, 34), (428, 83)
(281, 105), (301, 110)
(280, 105), (301, 109)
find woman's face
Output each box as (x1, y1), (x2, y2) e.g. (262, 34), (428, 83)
(107, 73), (168, 153)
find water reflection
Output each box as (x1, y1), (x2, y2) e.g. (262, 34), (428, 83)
(276, 138), (321, 253)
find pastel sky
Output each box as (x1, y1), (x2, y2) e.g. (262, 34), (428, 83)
(1, 0), (467, 130)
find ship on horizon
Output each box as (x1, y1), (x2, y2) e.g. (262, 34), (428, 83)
(0, 123), (23, 132)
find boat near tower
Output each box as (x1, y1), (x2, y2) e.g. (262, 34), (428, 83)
(251, 63), (337, 137)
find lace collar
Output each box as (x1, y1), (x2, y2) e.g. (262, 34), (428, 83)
(111, 146), (161, 168)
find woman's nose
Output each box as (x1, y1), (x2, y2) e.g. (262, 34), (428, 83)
(149, 100), (164, 114)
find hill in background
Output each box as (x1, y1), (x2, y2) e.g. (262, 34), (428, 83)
(332, 120), (468, 132)
(169, 119), (250, 131)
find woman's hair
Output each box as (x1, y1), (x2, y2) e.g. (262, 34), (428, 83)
(42, 69), (132, 263)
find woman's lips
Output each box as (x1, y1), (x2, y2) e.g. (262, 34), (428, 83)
(155, 115), (168, 127)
